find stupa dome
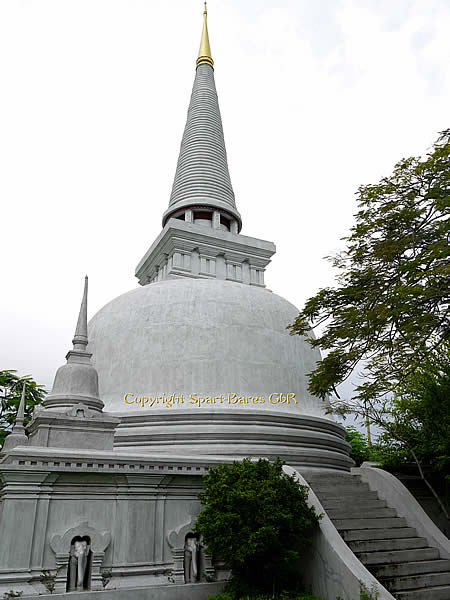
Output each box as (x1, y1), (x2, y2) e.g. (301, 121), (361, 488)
(88, 278), (328, 418)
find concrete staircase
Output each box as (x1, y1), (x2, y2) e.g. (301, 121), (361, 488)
(304, 472), (450, 600)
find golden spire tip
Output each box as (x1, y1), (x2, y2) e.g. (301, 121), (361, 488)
(197, 1), (214, 67)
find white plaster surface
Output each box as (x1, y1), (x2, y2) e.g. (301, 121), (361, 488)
(283, 465), (395, 600)
(358, 464), (450, 559)
(88, 278), (331, 418)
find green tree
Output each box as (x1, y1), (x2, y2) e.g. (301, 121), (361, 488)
(376, 348), (449, 506)
(289, 129), (449, 405)
(288, 130), (449, 517)
(327, 347), (450, 518)
(385, 349), (449, 473)
(344, 426), (374, 466)
(0, 370), (47, 448)
(194, 458), (320, 598)
(357, 349), (449, 517)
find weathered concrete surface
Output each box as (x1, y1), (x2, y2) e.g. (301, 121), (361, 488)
(358, 463), (450, 559)
(88, 278), (331, 418)
(283, 465), (395, 600)
(20, 581), (224, 600)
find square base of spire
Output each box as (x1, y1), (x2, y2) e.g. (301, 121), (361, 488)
(27, 406), (120, 451)
(135, 218), (276, 287)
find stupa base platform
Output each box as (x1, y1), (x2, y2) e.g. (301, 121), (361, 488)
(114, 409), (353, 472)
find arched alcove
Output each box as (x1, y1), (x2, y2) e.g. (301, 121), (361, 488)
(184, 532), (201, 583)
(66, 535), (93, 591)
(50, 521), (111, 593)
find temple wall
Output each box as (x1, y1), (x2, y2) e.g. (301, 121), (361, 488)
(0, 460), (210, 596)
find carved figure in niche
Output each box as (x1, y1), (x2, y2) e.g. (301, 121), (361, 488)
(184, 532), (201, 583)
(67, 536), (92, 592)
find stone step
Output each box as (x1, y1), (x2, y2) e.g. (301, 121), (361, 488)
(335, 517), (408, 530)
(311, 486), (379, 502)
(321, 497), (386, 510)
(312, 488), (380, 504)
(348, 537), (428, 553)
(356, 547), (440, 566)
(304, 474), (357, 483)
(382, 571), (450, 592)
(395, 585), (450, 600)
(309, 473), (449, 599)
(309, 481), (372, 492)
(305, 470), (360, 478)
(372, 559), (450, 578)
(307, 474), (367, 483)
(327, 506), (397, 519)
(343, 527), (418, 542)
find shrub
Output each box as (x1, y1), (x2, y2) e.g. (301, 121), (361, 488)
(195, 457), (320, 597)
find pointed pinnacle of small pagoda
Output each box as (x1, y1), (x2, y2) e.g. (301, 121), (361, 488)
(72, 275), (89, 351)
(2, 382), (28, 451)
(197, 2), (214, 67)
(16, 382), (26, 424)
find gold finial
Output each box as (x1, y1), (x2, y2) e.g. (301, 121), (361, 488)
(197, 1), (214, 67)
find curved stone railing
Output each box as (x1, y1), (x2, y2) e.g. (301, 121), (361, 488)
(358, 463), (450, 559)
(283, 465), (396, 600)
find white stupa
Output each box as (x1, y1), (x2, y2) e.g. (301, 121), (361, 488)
(87, 6), (352, 471)
(3, 10), (447, 600)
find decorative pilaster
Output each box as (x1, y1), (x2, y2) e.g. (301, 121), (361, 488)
(213, 211), (221, 229)
(200, 551), (215, 582)
(170, 547), (186, 584)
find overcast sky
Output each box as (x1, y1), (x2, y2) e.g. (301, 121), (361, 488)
(1, 0), (449, 393)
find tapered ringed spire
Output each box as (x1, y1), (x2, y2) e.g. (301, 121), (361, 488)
(197, 2), (214, 67)
(162, 0), (241, 230)
(72, 275), (88, 351)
